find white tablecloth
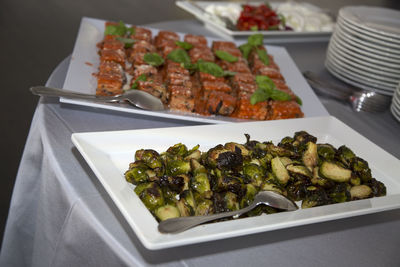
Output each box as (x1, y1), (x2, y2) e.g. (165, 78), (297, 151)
(1, 20), (400, 267)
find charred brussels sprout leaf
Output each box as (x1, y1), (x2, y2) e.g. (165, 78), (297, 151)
(337, 145), (356, 167)
(317, 144), (336, 161)
(243, 163), (265, 187)
(155, 204), (180, 221)
(350, 157), (372, 183)
(166, 160), (191, 176)
(135, 149), (163, 169)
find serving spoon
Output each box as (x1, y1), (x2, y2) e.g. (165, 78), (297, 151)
(30, 86), (165, 111)
(158, 190), (298, 234)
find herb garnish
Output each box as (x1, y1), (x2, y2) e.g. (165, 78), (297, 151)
(105, 21), (135, 36)
(116, 37), (136, 48)
(215, 50), (238, 63)
(167, 49), (191, 65)
(250, 75), (292, 104)
(175, 41), (193, 50)
(238, 33), (270, 65)
(143, 53), (164, 67)
(130, 74), (147, 89)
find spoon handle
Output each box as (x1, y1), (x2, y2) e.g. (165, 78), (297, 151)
(30, 86), (117, 101)
(158, 203), (256, 234)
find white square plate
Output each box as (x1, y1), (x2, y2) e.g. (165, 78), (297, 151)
(71, 116), (400, 250)
(62, 17), (328, 124)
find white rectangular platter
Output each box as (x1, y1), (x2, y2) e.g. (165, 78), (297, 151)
(71, 116), (400, 250)
(62, 17), (328, 124)
(176, 1), (333, 42)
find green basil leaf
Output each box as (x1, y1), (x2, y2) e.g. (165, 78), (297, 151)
(270, 89), (292, 101)
(130, 74), (147, 89)
(255, 75), (275, 90)
(250, 25), (259, 31)
(105, 21), (127, 36)
(215, 50), (238, 63)
(238, 43), (253, 59)
(175, 41), (193, 50)
(143, 53), (164, 67)
(248, 34), (263, 47)
(295, 95), (303, 105)
(268, 25), (279, 31)
(167, 49), (191, 65)
(256, 49), (270, 65)
(250, 88), (270, 105)
(278, 14), (286, 28)
(197, 61), (225, 77)
(116, 37), (136, 48)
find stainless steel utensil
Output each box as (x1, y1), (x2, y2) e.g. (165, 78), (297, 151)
(158, 190), (298, 234)
(30, 86), (165, 111)
(303, 71), (392, 112)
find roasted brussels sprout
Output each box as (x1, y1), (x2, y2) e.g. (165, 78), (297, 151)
(213, 191), (240, 213)
(350, 157), (372, 183)
(319, 161), (352, 183)
(350, 185), (372, 200)
(301, 187), (330, 209)
(136, 182), (164, 211)
(337, 145), (356, 167)
(135, 149), (163, 169)
(240, 184), (257, 208)
(329, 183), (351, 203)
(155, 204), (180, 221)
(243, 163), (264, 187)
(317, 144), (336, 161)
(271, 156), (290, 185)
(367, 178), (387, 197)
(195, 198), (214, 216)
(302, 142), (318, 172)
(166, 159), (191, 176)
(126, 132), (386, 224)
(125, 161), (154, 185)
(166, 143), (188, 158)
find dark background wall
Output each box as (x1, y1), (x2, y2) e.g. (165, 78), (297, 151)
(1, 0), (398, 247)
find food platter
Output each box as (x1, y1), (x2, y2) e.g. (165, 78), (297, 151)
(72, 116), (400, 250)
(176, 1), (334, 42)
(62, 17), (328, 123)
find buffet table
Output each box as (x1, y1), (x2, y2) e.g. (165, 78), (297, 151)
(1, 20), (400, 267)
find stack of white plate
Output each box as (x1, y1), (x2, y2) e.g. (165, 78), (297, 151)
(391, 82), (400, 122)
(325, 6), (400, 96)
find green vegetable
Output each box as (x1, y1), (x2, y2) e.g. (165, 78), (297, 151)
(197, 60), (225, 77)
(251, 75), (292, 104)
(175, 40), (193, 50)
(238, 43), (253, 59)
(215, 50), (238, 63)
(155, 205), (180, 221)
(271, 156), (290, 185)
(256, 49), (269, 65)
(116, 37), (135, 48)
(319, 161), (352, 183)
(248, 34), (263, 46)
(250, 25), (259, 31)
(167, 49), (191, 65)
(105, 21), (127, 36)
(295, 95), (303, 106)
(143, 53), (164, 67)
(130, 74), (147, 89)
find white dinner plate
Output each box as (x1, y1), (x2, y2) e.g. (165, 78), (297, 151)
(337, 18), (400, 49)
(71, 116), (400, 250)
(334, 24), (400, 59)
(325, 60), (394, 96)
(332, 29), (400, 67)
(329, 38), (400, 78)
(326, 51), (399, 90)
(62, 17), (328, 124)
(339, 6), (400, 40)
(175, 1), (333, 42)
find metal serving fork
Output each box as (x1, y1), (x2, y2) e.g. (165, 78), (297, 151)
(30, 86), (165, 111)
(158, 190), (298, 234)
(303, 71), (392, 112)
